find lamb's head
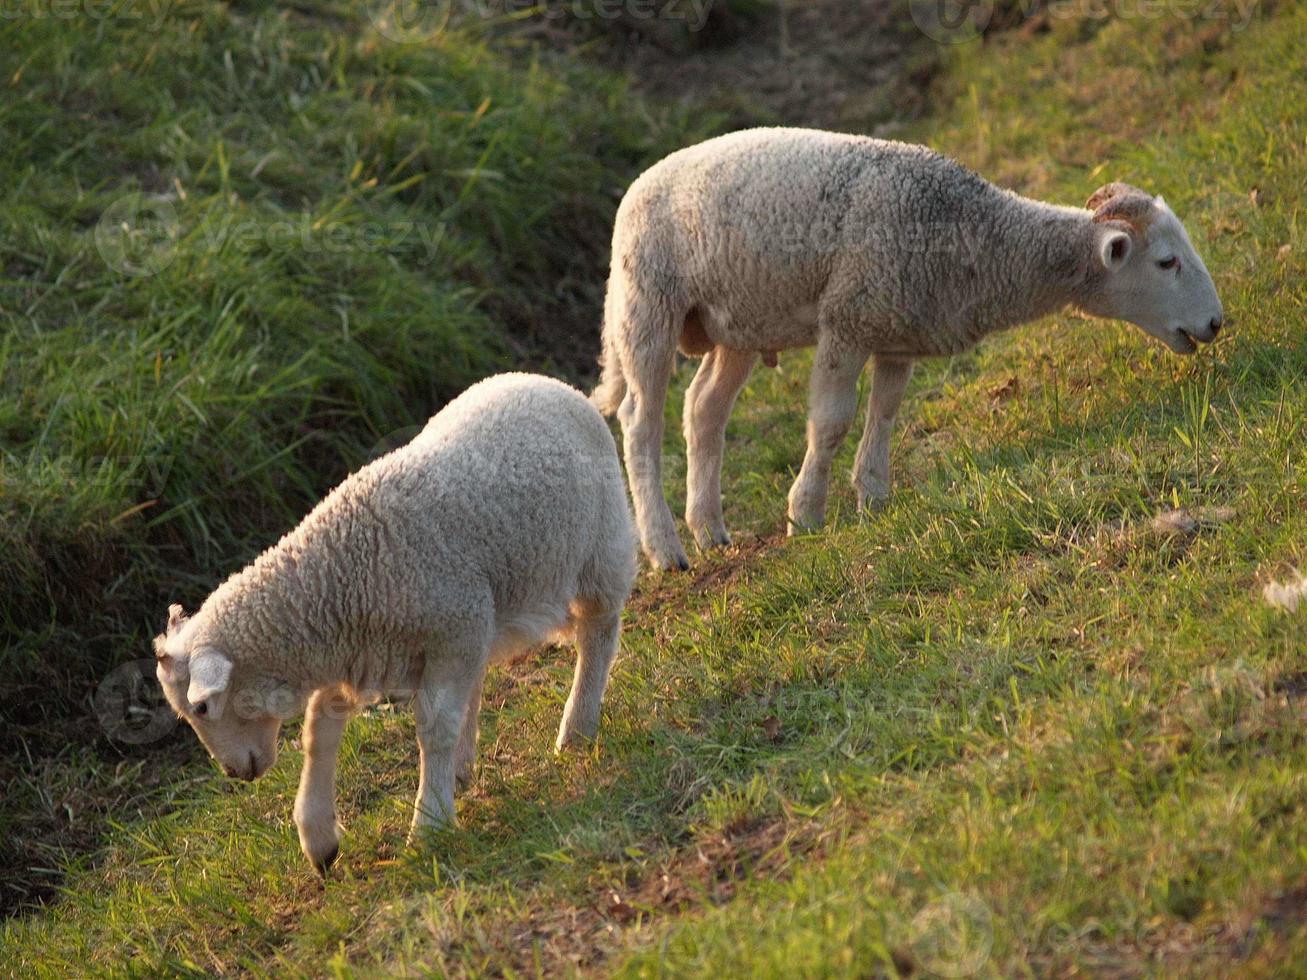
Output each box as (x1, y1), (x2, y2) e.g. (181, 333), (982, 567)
(1080, 182), (1223, 354)
(154, 604), (300, 781)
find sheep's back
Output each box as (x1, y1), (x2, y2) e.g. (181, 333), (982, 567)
(614, 128), (1012, 351)
(371, 374), (631, 606)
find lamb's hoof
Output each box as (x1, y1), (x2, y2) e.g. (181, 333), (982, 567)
(690, 525), (732, 552)
(555, 727), (598, 753)
(855, 481), (891, 513)
(786, 514), (824, 538)
(649, 549), (690, 572)
(313, 844), (339, 877)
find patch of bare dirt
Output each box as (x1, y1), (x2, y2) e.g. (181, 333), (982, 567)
(511, 0), (937, 132)
(476, 815), (833, 975)
(618, 0), (933, 130)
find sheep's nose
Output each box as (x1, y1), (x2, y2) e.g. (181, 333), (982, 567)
(1209, 316), (1223, 338)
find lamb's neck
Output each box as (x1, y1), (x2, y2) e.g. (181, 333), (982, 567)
(202, 535), (345, 687)
(968, 196), (1096, 339)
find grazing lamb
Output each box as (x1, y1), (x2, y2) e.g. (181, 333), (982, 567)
(154, 373), (637, 873)
(592, 127), (1225, 570)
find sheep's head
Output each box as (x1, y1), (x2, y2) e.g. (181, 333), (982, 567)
(154, 604), (300, 781)
(1082, 182), (1223, 354)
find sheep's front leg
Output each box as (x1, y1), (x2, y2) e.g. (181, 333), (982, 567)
(293, 685), (354, 875)
(852, 356), (914, 510)
(684, 346), (758, 551)
(556, 607), (621, 751)
(410, 658), (484, 841)
(787, 340), (869, 534)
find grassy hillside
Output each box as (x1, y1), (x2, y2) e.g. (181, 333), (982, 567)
(4, 0), (1306, 975)
(0, 0), (709, 908)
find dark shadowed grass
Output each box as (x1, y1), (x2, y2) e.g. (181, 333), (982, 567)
(3, 0), (1306, 974)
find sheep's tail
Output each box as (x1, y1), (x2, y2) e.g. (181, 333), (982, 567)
(589, 285), (626, 417)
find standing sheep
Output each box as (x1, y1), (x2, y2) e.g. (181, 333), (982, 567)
(593, 127), (1225, 570)
(154, 373), (637, 873)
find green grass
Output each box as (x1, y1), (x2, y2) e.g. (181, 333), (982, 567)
(0, 0), (707, 906)
(4, 1), (1307, 975)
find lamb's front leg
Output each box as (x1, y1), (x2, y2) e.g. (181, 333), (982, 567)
(852, 356), (914, 510)
(787, 339), (869, 534)
(293, 685), (355, 875)
(410, 657), (484, 841)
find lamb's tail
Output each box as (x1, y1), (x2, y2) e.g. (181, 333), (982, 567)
(589, 287), (626, 417)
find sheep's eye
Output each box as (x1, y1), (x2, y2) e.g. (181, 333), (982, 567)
(192, 701), (208, 717)
(1158, 257), (1179, 271)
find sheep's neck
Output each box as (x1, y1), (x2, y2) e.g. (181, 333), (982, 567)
(963, 200), (1095, 341)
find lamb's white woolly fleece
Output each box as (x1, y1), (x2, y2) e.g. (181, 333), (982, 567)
(1264, 573), (1307, 613)
(592, 127), (1225, 570)
(155, 373), (637, 872)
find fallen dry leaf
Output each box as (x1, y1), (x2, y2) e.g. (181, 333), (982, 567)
(1152, 510), (1198, 537)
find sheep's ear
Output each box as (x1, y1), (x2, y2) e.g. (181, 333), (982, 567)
(1086, 182), (1150, 212)
(1089, 184), (1157, 231)
(186, 647), (233, 704)
(166, 604), (188, 635)
(1097, 224), (1133, 270)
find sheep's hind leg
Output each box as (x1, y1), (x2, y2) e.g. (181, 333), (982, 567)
(851, 356), (914, 510)
(556, 603), (621, 751)
(684, 346), (758, 551)
(618, 317), (688, 571)
(453, 675), (483, 792)
(410, 653), (486, 841)
(787, 339), (869, 534)
(294, 685), (355, 875)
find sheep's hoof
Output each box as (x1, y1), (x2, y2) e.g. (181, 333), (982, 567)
(689, 524), (732, 552)
(649, 551), (690, 572)
(454, 765), (475, 792)
(313, 844), (339, 877)
(856, 481), (891, 513)
(786, 514), (824, 537)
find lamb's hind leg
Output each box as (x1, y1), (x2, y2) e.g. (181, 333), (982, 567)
(684, 346), (758, 551)
(294, 685), (355, 874)
(617, 309), (688, 571)
(410, 649), (487, 840)
(556, 601), (621, 751)
(453, 675), (483, 791)
(851, 356), (914, 510)
(787, 336), (870, 534)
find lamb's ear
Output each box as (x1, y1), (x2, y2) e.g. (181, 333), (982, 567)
(1097, 222), (1133, 270)
(1089, 185), (1157, 232)
(1086, 182), (1150, 212)
(186, 647), (233, 704)
(167, 603), (188, 635)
